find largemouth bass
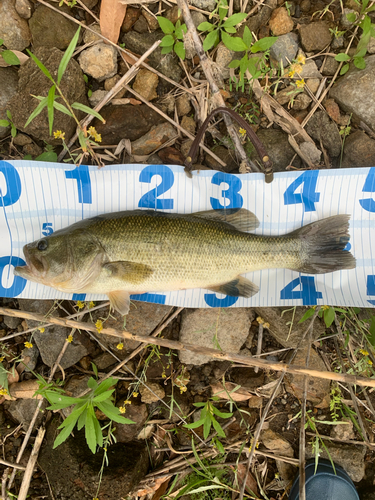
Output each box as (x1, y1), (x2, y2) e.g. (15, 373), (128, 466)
(14, 209), (356, 315)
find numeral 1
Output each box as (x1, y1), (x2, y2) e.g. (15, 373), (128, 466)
(65, 165), (92, 204)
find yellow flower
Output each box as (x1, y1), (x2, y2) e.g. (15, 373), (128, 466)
(119, 406), (126, 414)
(263, 322), (270, 329)
(116, 343), (124, 350)
(162, 371), (166, 378)
(124, 399), (131, 405)
(53, 130), (65, 140)
(133, 392), (139, 398)
(0, 357), (4, 362)
(360, 349), (369, 356)
(296, 54), (306, 65)
(289, 63), (303, 78)
(180, 386), (187, 394)
(95, 320), (103, 333)
(24, 341), (33, 349)
(288, 69), (296, 78)
(256, 316), (264, 324)
(88, 126), (102, 143)
(239, 127), (246, 137)
(66, 334), (73, 343)
(88, 301), (95, 309)
(322, 305), (330, 311)
(368, 359), (373, 366)
(38, 327), (45, 333)
(0, 388), (8, 396)
(296, 78), (305, 88)
(76, 300), (85, 310)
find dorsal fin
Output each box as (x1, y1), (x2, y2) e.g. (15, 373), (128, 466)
(192, 208), (259, 232)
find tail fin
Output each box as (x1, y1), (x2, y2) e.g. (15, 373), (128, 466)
(289, 215), (356, 274)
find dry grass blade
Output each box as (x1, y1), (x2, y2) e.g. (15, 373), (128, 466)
(100, 0), (127, 44)
(16, 427), (46, 500)
(211, 381), (253, 402)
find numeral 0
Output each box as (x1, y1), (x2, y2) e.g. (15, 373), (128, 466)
(0, 161), (21, 207)
(0, 256), (27, 297)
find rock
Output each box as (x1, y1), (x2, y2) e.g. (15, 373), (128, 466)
(83, 24), (102, 44)
(270, 33), (299, 67)
(39, 419), (149, 499)
(305, 110), (342, 158)
(181, 115), (196, 135)
(78, 43), (117, 82)
(239, 0), (277, 37)
(189, 0), (216, 11)
(300, 0), (310, 11)
(114, 403), (148, 442)
(368, 37), (375, 54)
(300, 141), (322, 164)
(12, 132), (32, 146)
(3, 315), (22, 330)
(0, 0), (32, 51)
(299, 21), (332, 52)
(158, 146), (185, 165)
(261, 429), (296, 481)
(205, 145), (239, 173)
(324, 98), (341, 123)
(287, 347), (330, 404)
(329, 55), (375, 132)
(322, 56), (340, 76)
(251, 129), (301, 172)
(122, 31), (182, 84)
(275, 85), (296, 105)
(332, 36), (345, 50)
(299, 59), (322, 79)
(159, 94), (175, 115)
(342, 130), (375, 168)
(292, 92), (312, 110)
(176, 94), (191, 116)
(165, 6), (182, 24)
(22, 142), (42, 158)
(254, 307), (326, 348)
(305, 442), (366, 482)
(90, 302), (172, 352)
(330, 417), (355, 441)
(230, 366), (264, 391)
(29, 4), (78, 50)
(15, 0), (32, 19)
(305, 78), (320, 93)
(122, 7), (141, 33)
(93, 352), (116, 370)
(140, 381), (165, 403)
(8, 399), (47, 431)
(18, 300), (91, 368)
(214, 43), (238, 81)
(92, 104), (166, 143)
(133, 15), (149, 34)
(191, 11), (207, 28)
(132, 69), (159, 101)
(21, 344), (39, 372)
(179, 309), (254, 365)
(8, 47), (87, 144)
(181, 139), (193, 157)
(142, 11), (159, 31)
(81, 0), (99, 8)
(269, 7), (294, 36)
(131, 122), (177, 155)
(88, 89), (108, 108)
(341, 8), (357, 28)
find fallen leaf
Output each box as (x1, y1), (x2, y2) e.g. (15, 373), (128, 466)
(112, 98), (142, 105)
(135, 476), (170, 497)
(232, 463), (259, 496)
(100, 0), (127, 44)
(7, 366), (19, 385)
(324, 98), (341, 124)
(211, 381), (253, 402)
(0, 50), (29, 67)
(9, 380), (43, 399)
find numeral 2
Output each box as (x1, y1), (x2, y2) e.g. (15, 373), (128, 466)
(284, 170), (320, 212)
(138, 165), (174, 210)
(65, 165), (92, 204)
(0, 161), (21, 207)
(280, 276), (322, 305)
(359, 167), (375, 213)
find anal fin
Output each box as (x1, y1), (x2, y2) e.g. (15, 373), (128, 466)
(207, 276), (259, 298)
(108, 290), (131, 316)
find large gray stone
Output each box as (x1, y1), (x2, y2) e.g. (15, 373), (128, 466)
(342, 130), (375, 168)
(7, 398), (47, 431)
(0, 67), (19, 138)
(29, 3), (78, 50)
(8, 47), (87, 144)
(270, 33), (299, 67)
(251, 129), (301, 172)
(305, 110), (342, 158)
(330, 55), (375, 133)
(0, 0), (31, 51)
(179, 308), (254, 365)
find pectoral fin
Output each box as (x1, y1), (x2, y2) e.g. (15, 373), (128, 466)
(207, 276), (259, 298)
(103, 261), (153, 284)
(108, 290), (131, 316)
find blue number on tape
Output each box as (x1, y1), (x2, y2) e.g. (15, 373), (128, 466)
(0, 256), (27, 297)
(130, 293), (166, 304)
(65, 165), (92, 204)
(367, 275), (375, 306)
(138, 165), (174, 210)
(204, 293), (239, 307)
(284, 170), (320, 212)
(0, 161), (21, 207)
(280, 276), (322, 305)
(72, 293), (86, 301)
(359, 167), (375, 213)
(42, 222), (53, 236)
(210, 172), (243, 210)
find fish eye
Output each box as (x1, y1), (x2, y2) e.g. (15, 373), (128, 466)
(37, 239), (48, 251)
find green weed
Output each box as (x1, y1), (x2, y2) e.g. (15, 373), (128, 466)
(158, 17), (187, 59)
(0, 39), (20, 66)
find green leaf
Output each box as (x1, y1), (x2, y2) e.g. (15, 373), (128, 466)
(299, 308), (316, 323)
(47, 85), (55, 136)
(96, 400), (134, 424)
(212, 407), (233, 419)
(224, 27), (237, 33)
(368, 316), (375, 347)
(203, 29), (219, 51)
(87, 377), (97, 390)
(35, 151), (58, 162)
(219, 5), (228, 21)
(2, 50), (20, 65)
(340, 63), (350, 75)
(221, 31), (247, 51)
(53, 418), (78, 449)
(222, 12), (247, 27)
(0, 39), (3, 46)
(93, 377), (117, 396)
(85, 406), (97, 453)
(93, 413), (103, 448)
(174, 41), (185, 60)
(92, 389), (115, 403)
(58, 26), (81, 85)
(77, 407), (88, 430)
(157, 16), (175, 34)
(92, 363), (98, 378)
(0, 119), (9, 127)
(53, 101), (73, 117)
(183, 419), (206, 429)
(215, 438), (225, 454)
(353, 56), (366, 69)
(71, 102), (105, 122)
(324, 307), (335, 328)
(335, 53), (351, 62)
(10, 124), (17, 138)
(27, 50), (54, 82)
(346, 12), (357, 23)
(160, 34), (175, 47)
(161, 46), (173, 54)
(198, 21), (214, 32)
(212, 417), (225, 437)
(243, 26), (253, 49)
(203, 416), (211, 439)
(251, 36), (278, 52)
(228, 59), (240, 68)
(248, 57), (261, 77)
(6, 110), (12, 120)
(240, 54), (248, 75)
(24, 96), (48, 128)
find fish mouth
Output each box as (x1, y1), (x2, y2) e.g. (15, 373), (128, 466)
(14, 246), (47, 282)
